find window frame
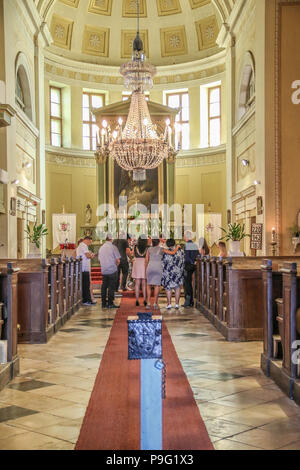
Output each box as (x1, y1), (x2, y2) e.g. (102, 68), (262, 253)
(82, 92), (106, 151)
(166, 91), (189, 149)
(50, 86), (63, 148)
(208, 85), (221, 148)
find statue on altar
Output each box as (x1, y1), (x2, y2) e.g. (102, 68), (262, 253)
(85, 204), (92, 225)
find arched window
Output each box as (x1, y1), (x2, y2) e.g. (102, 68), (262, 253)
(237, 52), (255, 121)
(15, 71), (25, 112)
(15, 54), (33, 121)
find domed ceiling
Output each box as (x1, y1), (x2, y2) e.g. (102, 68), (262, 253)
(41, 0), (235, 66)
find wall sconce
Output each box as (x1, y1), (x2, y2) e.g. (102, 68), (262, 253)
(242, 159), (249, 167)
(22, 162), (32, 169)
(254, 180), (261, 186)
(11, 179), (19, 185)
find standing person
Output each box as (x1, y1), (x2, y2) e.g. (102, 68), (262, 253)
(98, 234), (121, 309)
(132, 236), (148, 307)
(199, 237), (210, 256)
(76, 236), (96, 306)
(161, 239), (184, 310)
(145, 238), (163, 309)
(218, 241), (227, 258)
(113, 233), (132, 292)
(183, 231), (200, 308)
(159, 234), (167, 248)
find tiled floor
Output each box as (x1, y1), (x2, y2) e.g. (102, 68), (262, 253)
(0, 300), (300, 450)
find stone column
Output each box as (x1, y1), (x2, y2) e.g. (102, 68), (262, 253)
(225, 33), (236, 219)
(166, 153), (176, 208)
(95, 151), (108, 210)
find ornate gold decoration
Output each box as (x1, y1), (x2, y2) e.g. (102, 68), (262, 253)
(189, 0), (210, 8)
(88, 0), (112, 15)
(121, 30), (149, 58)
(156, 0), (182, 16)
(195, 15), (219, 51)
(160, 26), (187, 57)
(167, 149), (178, 164)
(59, 0), (80, 7)
(122, 0), (147, 17)
(82, 25), (110, 57)
(50, 14), (74, 50)
(97, 1), (178, 181)
(95, 149), (109, 164)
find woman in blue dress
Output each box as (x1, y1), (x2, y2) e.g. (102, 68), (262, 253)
(161, 238), (184, 310)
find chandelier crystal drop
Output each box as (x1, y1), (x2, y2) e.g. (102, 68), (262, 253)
(96, 0), (179, 181)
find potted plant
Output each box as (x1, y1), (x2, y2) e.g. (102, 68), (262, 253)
(220, 223), (250, 257)
(25, 222), (48, 258)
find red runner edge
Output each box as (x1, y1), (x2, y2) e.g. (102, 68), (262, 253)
(75, 297), (214, 450)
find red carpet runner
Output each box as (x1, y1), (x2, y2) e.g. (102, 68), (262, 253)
(75, 297), (214, 450)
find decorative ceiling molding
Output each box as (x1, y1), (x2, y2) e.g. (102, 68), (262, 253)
(50, 14), (74, 50)
(59, 0), (80, 7)
(46, 152), (97, 168)
(156, 0), (182, 16)
(195, 15), (219, 51)
(189, 0), (210, 9)
(122, 0), (147, 18)
(44, 47), (226, 88)
(176, 148), (226, 168)
(121, 30), (149, 59)
(160, 26), (188, 57)
(82, 25), (110, 57)
(88, 0), (113, 16)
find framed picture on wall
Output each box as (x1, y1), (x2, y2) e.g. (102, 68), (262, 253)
(10, 197), (16, 216)
(257, 196), (263, 215)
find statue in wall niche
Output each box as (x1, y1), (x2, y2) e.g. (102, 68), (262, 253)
(85, 204), (92, 226)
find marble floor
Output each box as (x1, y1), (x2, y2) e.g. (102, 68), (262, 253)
(0, 300), (300, 450)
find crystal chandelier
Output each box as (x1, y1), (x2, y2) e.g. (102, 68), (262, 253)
(96, 0), (179, 181)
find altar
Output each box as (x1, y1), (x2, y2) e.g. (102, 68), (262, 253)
(93, 98), (178, 214)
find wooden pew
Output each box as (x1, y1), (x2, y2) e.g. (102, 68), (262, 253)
(196, 255), (300, 342)
(17, 259), (50, 343)
(261, 260), (300, 404)
(0, 257), (83, 345)
(0, 263), (20, 391)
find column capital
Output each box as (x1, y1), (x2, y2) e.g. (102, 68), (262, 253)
(95, 149), (109, 165)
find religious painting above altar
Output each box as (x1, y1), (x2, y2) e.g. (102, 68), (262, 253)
(114, 167), (159, 211)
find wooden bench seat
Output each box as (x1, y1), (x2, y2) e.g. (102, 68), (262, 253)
(261, 260), (300, 405)
(195, 256), (300, 342)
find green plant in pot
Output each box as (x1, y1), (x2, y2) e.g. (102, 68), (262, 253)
(25, 222), (48, 258)
(220, 223), (250, 257)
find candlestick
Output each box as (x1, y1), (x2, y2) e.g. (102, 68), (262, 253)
(271, 227), (277, 256)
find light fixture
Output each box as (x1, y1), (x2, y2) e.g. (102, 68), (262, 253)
(11, 179), (19, 185)
(22, 162), (32, 169)
(242, 159), (249, 167)
(96, 0), (178, 181)
(254, 180), (261, 185)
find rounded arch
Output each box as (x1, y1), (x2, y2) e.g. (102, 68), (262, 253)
(15, 52), (34, 121)
(237, 51), (256, 122)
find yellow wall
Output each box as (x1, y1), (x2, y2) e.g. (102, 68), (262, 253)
(175, 157), (227, 232)
(46, 161), (97, 250)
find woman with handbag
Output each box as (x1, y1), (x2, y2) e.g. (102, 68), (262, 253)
(132, 236), (148, 307)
